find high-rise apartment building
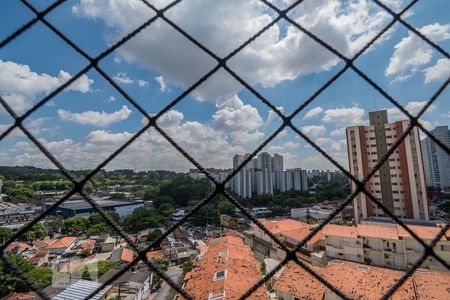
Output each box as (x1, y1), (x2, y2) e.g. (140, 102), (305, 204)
(346, 110), (429, 223)
(231, 153), (308, 197)
(421, 126), (450, 190)
(231, 154), (253, 198)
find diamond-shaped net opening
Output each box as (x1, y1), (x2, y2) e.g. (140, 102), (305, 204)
(0, 0), (449, 299)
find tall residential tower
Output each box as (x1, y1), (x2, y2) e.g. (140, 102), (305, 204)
(346, 110), (429, 223)
(421, 126), (450, 190)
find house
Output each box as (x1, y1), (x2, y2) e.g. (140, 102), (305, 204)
(101, 236), (116, 253)
(47, 236), (76, 254)
(99, 268), (151, 300)
(179, 235), (268, 300)
(5, 242), (31, 254)
(28, 249), (49, 266)
(146, 250), (165, 261)
(33, 239), (55, 250)
(111, 247), (134, 264)
(73, 239), (96, 256)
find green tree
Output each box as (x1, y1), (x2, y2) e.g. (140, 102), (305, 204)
(19, 223), (48, 242)
(46, 215), (64, 237)
(0, 253), (52, 297)
(0, 227), (12, 244)
(27, 267), (52, 288)
(86, 223), (110, 236)
(147, 229), (162, 243)
(182, 260), (194, 274)
(153, 195), (174, 208)
(217, 200), (236, 217)
(152, 259), (169, 288)
(62, 217), (88, 235)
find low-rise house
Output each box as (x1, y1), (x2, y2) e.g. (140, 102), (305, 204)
(274, 260), (450, 300)
(99, 268), (151, 300)
(47, 236), (76, 255)
(28, 249), (49, 266)
(146, 250), (165, 261)
(33, 239), (54, 250)
(5, 242), (31, 254)
(111, 247), (134, 264)
(180, 235), (268, 300)
(101, 236), (116, 253)
(73, 239), (97, 256)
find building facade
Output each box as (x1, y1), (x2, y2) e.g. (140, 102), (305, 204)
(346, 110), (429, 223)
(421, 126), (450, 190)
(231, 153), (308, 198)
(324, 222), (450, 272)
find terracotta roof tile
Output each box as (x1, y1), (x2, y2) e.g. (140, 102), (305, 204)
(47, 236), (76, 249)
(146, 250), (165, 260)
(28, 250), (48, 265)
(274, 260), (450, 300)
(5, 242), (31, 251)
(181, 235), (268, 300)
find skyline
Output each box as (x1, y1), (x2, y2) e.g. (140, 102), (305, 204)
(0, 0), (449, 173)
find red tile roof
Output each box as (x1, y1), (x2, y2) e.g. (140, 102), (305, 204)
(28, 250), (48, 265)
(254, 219), (309, 235)
(5, 242), (31, 252)
(47, 236), (76, 249)
(181, 236), (268, 300)
(33, 239), (54, 248)
(274, 260), (450, 300)
(146, 250), (165, 260)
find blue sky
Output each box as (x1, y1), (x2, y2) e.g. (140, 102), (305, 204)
(0, 0), (449, 172)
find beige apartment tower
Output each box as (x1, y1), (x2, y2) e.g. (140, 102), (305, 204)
(346, 110), (429, 223)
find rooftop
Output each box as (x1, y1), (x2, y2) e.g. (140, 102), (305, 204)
(253, 218), (309, 235)
(51, 279), (111, 300)
(55, 199), (142, 210)
(47, 236), (76, 249)
(181, 235), (268, 300)
(274, 260), (450, 299)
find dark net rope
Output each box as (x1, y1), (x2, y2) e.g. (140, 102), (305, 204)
(0, 0), (448, 299)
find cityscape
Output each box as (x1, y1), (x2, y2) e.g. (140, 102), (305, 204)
(1, 1), (450, 300)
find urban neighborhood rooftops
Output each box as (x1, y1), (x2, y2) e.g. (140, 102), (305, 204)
(274, 260), (450, 299)
(181, 235), (268, 300)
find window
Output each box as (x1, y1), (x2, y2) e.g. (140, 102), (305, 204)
(214, 270), (227, 281)
(209, 291), (225, 300)
(218, 250), (228, 257)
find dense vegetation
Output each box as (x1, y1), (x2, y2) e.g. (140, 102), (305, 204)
(0, 252), (52, 297)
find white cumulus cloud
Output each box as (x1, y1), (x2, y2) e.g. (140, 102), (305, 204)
(154, 75), (167, 92)
(424, 58), (450, 84)
(57, 105), (132, 127)
(0, 59), (93, 113)
(385, 23), (450, 82)
(301, 125), (326, 138)
(322, 107), (366, 127)
(73, 0), (395, 101)
(113, 72), (134, 84)
(303, 106), (323, 119)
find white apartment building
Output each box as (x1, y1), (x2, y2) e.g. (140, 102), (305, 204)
(231, 153), (308, 197)
(422, 126), (450, 190)
(324, 222), (450, 272)
(346, 110), (429, 223)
